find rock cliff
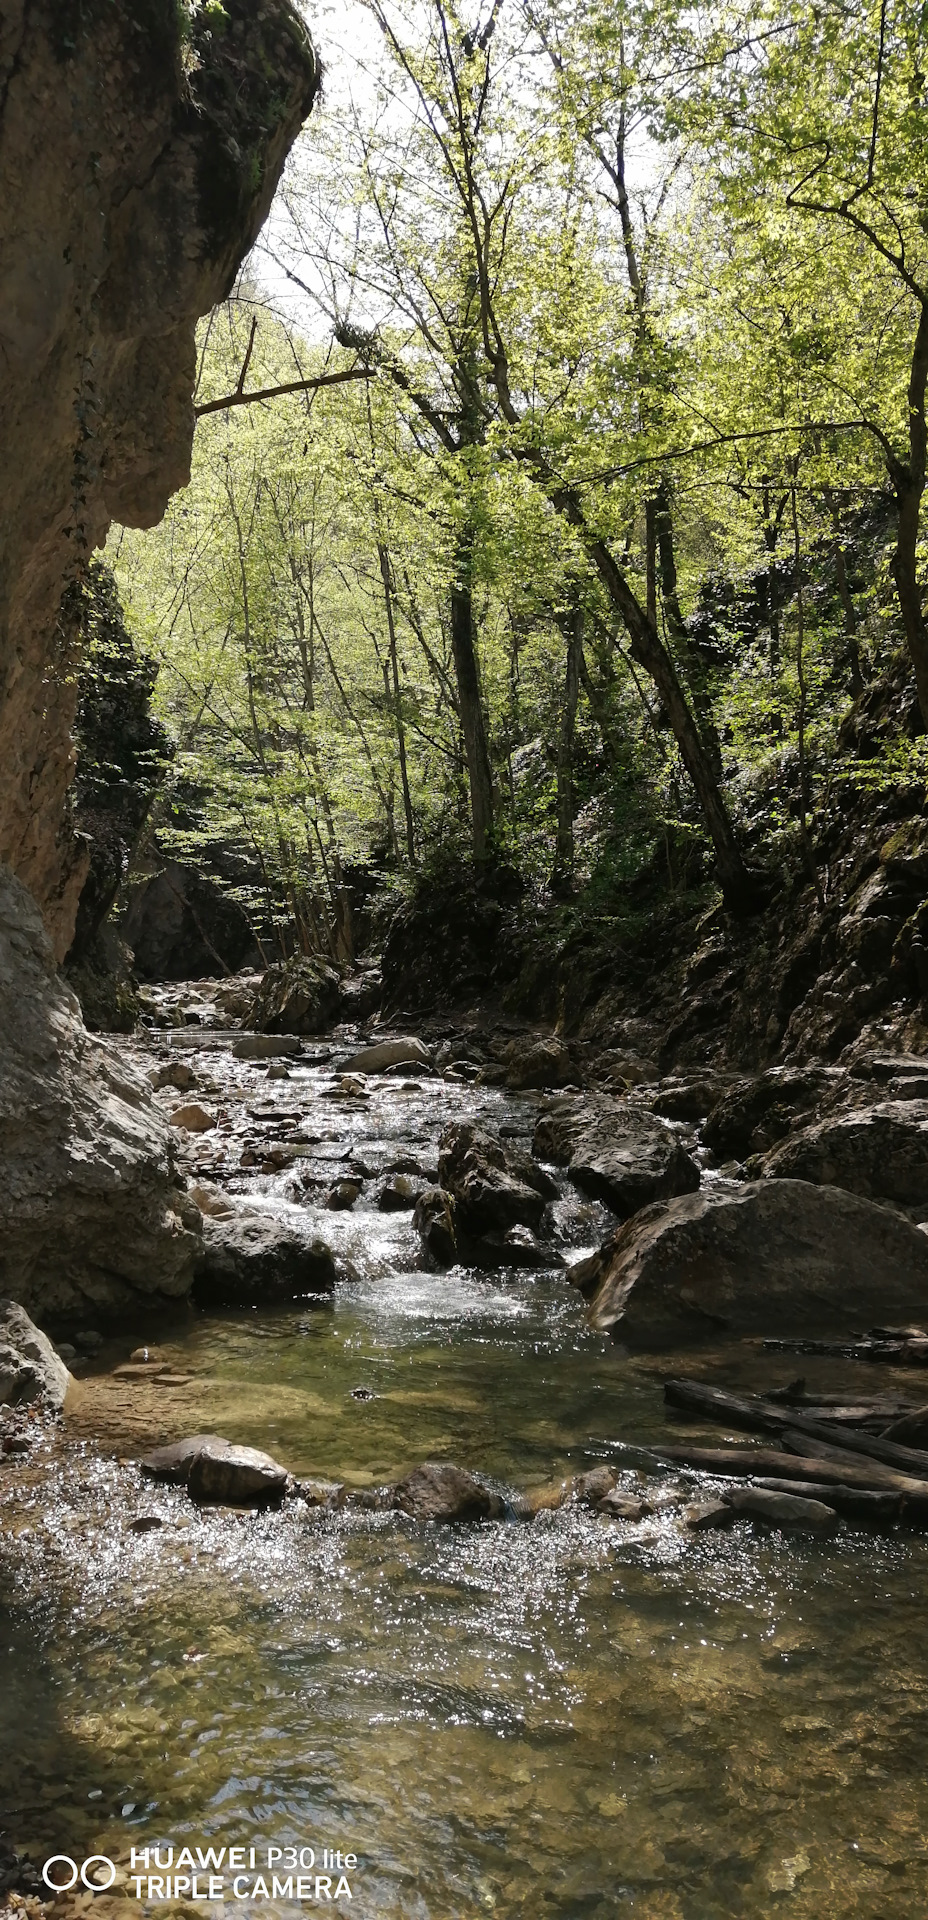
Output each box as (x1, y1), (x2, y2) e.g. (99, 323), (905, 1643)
(0, 0), (317, 1323)
(0, 0), (318, 956)
(0, 865), (202, 1322)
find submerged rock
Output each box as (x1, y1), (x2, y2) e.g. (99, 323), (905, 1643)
(393, 1462), (505, 1521)
(533, 1095), (699, 1218)
(570, 1180), (928, 1346)
(0, 1299), (70, 1409)
(192, 1209), (338, 1306)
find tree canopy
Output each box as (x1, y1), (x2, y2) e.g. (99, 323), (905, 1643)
(109, 0), (928, 956)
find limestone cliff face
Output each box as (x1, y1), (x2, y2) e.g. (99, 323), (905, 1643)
(0, 864), (202, 1322)
(0, 0), (318, 958)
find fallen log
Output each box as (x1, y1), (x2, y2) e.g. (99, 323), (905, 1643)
(664, 1378), (785, 1435)
(780, 1423), (928, 1477)
(657, 1444), (928, 1495)
(763, 1336), (928, 1365)
(663, 1378), (928, 1451)
(749, 1478), (905, 1526)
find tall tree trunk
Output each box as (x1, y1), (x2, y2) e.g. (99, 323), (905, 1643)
(890, 300), (928, 728)
(378, 543), (416, 865)
(534, 471), (752, 902)
(450, 528), (494, 859)
(653, 478), (723, 776)
(553, 602), (583, 885)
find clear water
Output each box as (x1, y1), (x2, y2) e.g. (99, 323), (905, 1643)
(2, 1041), (928, 1918)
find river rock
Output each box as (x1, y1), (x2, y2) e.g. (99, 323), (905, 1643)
(0, 1300), (70, 1409)
(140, 1433), (231, 1480)
(570, 1179), (928, 1346)
(192, 1209), (338, 1306)
(439, 1122), (557, 1236)
(393, 1462), (504, 1521)
(570, 1465), (619, 1506)
(597, 1490), (651, 1520)
(725, 1487), (837, 1529)
(413, 1187), (458, 1264)
(327, 1179), (363, 1210)
(760, 1102), (928, 1205)
(377, 1174), (419, 1211)
(342, 1037), (431, 1073)
(475, 1224), (557, 1268)
(140, 1434), (289, 1504)
(169, 1103), (217, 1133)
(504, 1037), (574, 1089)
(684, 1499), (736, 1531)
(149, 1061), (196, 1092)
(703, 1066), (843, 1159)
(0, 865), (202, 1321)
(187, 1443), (289, 1505)
(533, 1095), (699, 1218)
(232, 1035), (302, 1061)
(189, 1183), (236, 1219)
(248, 958), (342, 1035)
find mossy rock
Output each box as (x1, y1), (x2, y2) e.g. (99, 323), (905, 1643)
(880, 818), (928, 879)
(248, 956), (342, 1034)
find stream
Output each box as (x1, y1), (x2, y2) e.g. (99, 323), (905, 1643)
(3, 1024), (928, 1917)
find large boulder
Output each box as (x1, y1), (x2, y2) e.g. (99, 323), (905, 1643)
(533, 1095), (699, 1218)
(192, 1207), (338, 1307)
(570, 1180), (928, 1347)
(438, 1122), (557, 1236)
(248, 957), (342, 1035)
(761, 1102), (928, 1205)
(0, 0), (317, 958)
(0, 1300), (70, 1410)
(0, 865), (202, 1322)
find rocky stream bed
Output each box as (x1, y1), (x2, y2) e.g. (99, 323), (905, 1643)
(6, 991), (928, 1918)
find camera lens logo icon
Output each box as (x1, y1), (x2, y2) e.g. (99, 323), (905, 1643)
(42, 1856), (117, 1892)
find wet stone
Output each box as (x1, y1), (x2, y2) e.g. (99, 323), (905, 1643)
(327, 1179), (363, 1211)
(726, 1487), (838, 1529)
(393, 1462), (505, 1522)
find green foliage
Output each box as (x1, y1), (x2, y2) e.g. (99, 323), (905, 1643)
(110, 0), (928, 958)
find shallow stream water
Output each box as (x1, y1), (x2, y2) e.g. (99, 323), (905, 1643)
(3, 1035), (928, 1918)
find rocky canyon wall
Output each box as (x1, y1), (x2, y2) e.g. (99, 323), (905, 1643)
(0, 0), (317, 1325)
(0, 0), (318, 957)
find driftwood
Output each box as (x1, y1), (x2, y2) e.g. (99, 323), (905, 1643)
(657, 1443), (928, 1497)
(664, 1378), (928, 1473)
(749, 1478), (904, 1525)
(662, 1378), (916, 1434)
(779, 1419), (928, 1477)
(763, 1335), (928, 1366)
